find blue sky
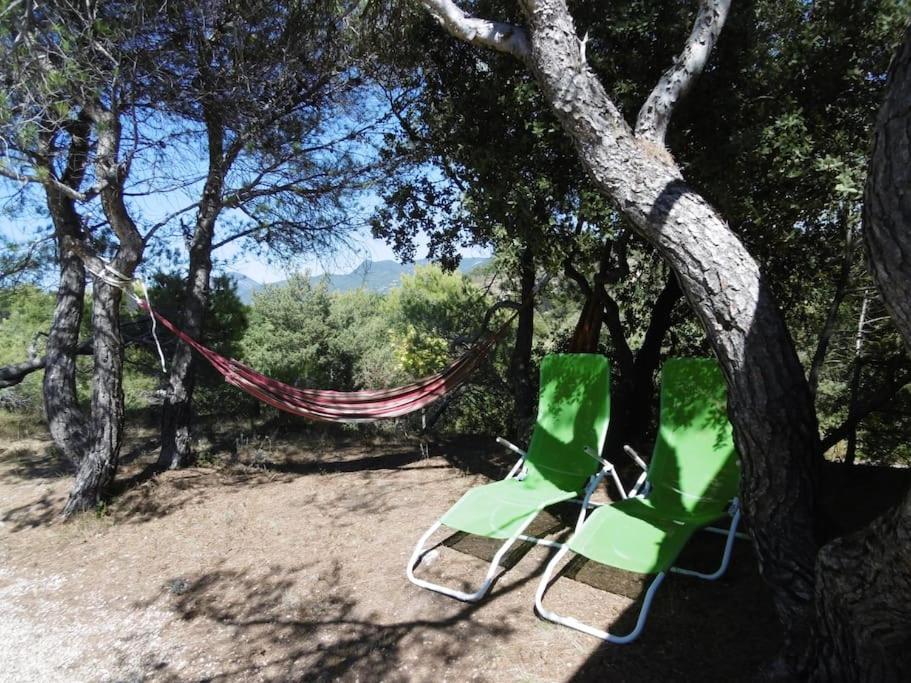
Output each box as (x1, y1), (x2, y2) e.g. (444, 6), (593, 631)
(0, 197), (490, 285)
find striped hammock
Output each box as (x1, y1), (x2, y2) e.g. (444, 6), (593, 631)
(140, 302), (507, 423)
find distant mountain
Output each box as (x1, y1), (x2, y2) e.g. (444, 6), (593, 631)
(224, 273), (263, 306)
(226, 257), (491, 304)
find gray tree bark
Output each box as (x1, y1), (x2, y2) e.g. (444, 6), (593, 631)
(159, 103), (231, 469)
(810, 23), (911, 679)
(41, 120), (91, 465)
(421, 0), (822, 660)
(63, 105), (144, 517)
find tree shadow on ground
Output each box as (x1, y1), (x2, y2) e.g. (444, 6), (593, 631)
(129, 557), (542, 682)
(0, 443), (73, 480)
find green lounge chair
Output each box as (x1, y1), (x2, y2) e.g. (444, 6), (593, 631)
(407, 353), (619, 602)
(535, 357), (743, 643)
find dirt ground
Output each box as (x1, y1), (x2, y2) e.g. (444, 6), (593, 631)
(0, 423), (787, 682)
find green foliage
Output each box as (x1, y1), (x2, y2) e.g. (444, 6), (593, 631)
(235, 265), (512, 434)
(0, 286), (56, 411)
(131, 272), (250, 413)
(241, 275), (336, 388)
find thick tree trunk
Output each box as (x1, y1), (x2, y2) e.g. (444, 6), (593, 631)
(63, 280), (128, 515)
(63, 104), (144, 517)
(42, 192), (89, 465)
(810, 24), (911, 679)
(508, 244), (536, 438)
(518, 0), (821, 656)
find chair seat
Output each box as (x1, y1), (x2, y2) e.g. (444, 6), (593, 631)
(441, 478), (580, 539)
(568, 497), (726, 574)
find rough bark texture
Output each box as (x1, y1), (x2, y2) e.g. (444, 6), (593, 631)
(810, 24), (911, 680)
(1, 340), (92, 388)
(63, 106), (144, 517)
(42, 212), (89, 466)
(634, 0), (732, 145)
(513, 0), (822, 656)
(159, 105), (226, 470)
(507, 244), (536, 439)
(39, 117), (93, 466)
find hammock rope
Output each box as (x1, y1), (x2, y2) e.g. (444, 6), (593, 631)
(138, 299), (513, 423)
(84, 255), (540, 423)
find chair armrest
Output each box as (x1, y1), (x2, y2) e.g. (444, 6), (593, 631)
(583, 447), (630, 500)
(496, 436), (527, 458)
(623, 445), (649, 472)
(498, 437), (528, 480)
(583, 446), (610, 469)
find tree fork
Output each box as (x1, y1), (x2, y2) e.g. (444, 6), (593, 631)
(420, 0), (822, 660)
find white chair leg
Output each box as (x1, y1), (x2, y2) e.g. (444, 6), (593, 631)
(406, 517), (535, 602)
(671, 508), (742, 581)
(534, 544), (666, 644)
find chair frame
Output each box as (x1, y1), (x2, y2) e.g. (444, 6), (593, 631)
(406, 437), (629, 602)
(534, 445), (744, 643)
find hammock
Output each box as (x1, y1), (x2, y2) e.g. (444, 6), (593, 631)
(139, 302), (509, 423)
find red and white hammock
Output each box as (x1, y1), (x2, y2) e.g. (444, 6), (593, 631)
(139, 302), (507, 423)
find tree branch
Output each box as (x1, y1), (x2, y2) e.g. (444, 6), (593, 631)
(820, 372), (911, 453)
(635, 0), (732, 146)
(419, 0), (530, 61)
(808, 208), (856, 399)
(0, 339), (93, 388)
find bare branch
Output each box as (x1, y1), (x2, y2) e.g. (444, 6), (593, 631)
(419, 0), (530, 61)
(635, 0), (732, 146)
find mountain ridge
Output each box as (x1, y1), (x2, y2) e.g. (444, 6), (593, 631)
(226, 257), (491, 304)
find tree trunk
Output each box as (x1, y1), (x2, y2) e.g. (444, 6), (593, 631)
(518, 0), (821, 656)
(159, 103), (225, 470)
(810, 24), (911, 679)
(508, 244), (536, 439)
(63, 103), (144, 517)
(604, 275), (681, 459)
(807, 208), (855, 399)
(42, 191), (89, 466)
(63, 280), (127, 515)
(844, 291), (869, 467)
(159, 218), (215, 469)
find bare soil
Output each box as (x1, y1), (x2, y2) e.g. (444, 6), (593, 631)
(0, 424), (788, 682)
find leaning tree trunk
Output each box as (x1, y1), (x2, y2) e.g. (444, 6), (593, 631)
(63, 104), (145, 517)
(63, 279), (129, 515)
(41, 122), (92, 466)
(810, 24), (911, 679)
(508, 243), (536, 438)
(518, 0), (821, 656)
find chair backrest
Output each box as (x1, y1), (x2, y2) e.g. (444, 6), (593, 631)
(646, 358), (740, 518)
(523, 354), (611, 491)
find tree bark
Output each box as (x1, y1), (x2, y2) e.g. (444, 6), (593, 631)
(40, 118), (92, 466)
(508, 243), (536, 438)
(810, 24), (911, 679)
(159, 101), (226, 469)
(42, 208), (89, 466)
(63, 104), (144, 517)
(604, 275), (681, 459)
(420, 0), (822, 658)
